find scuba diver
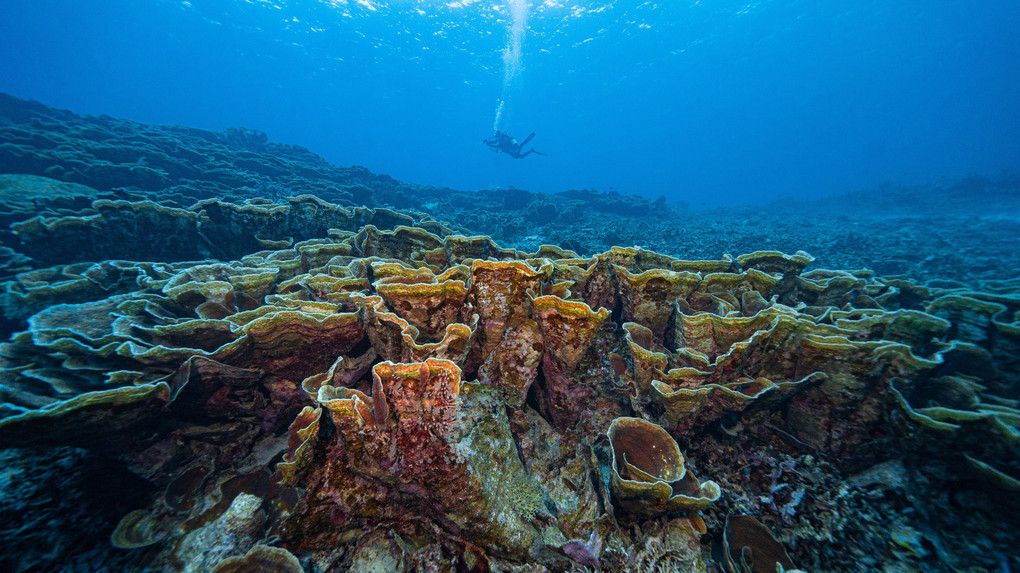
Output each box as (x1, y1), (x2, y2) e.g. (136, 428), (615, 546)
(483, 130), (546, 158)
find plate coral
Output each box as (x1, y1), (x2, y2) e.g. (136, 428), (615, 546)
(0, 94), (1018, 572)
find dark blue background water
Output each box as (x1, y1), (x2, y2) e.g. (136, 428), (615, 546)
(1, 0), (1018, 207)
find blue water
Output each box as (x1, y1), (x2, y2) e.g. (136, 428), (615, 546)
(1, 0), (1018, 207)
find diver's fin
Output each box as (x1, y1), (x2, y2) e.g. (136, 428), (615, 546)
(520, 132), (536, 147)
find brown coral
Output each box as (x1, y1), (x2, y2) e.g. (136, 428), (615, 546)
(0, 211), (1017, 572)
(607, 417), (721, 519)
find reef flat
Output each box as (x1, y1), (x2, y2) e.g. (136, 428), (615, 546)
(0, 93), (1018, 572)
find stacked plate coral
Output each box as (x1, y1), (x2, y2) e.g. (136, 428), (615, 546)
(2, 209), (1017, 571)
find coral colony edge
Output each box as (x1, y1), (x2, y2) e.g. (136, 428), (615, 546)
(0, 93), (1018, 572)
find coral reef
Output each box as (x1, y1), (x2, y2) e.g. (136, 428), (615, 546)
(3, 92), (1020, 289)
(0, 216), (1017, 571)
(0, 94), (1018, 572)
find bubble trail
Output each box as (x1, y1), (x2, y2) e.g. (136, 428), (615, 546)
(494, 0), (527, 132)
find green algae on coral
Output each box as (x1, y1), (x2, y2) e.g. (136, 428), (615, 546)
(0, 382), (170, 447)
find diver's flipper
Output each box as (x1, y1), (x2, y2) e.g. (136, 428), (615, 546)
(520, 132), (536, 147)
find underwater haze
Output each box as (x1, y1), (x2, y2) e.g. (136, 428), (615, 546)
(5, 2), (1020, 572)
(2, 0), (1018, 206)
